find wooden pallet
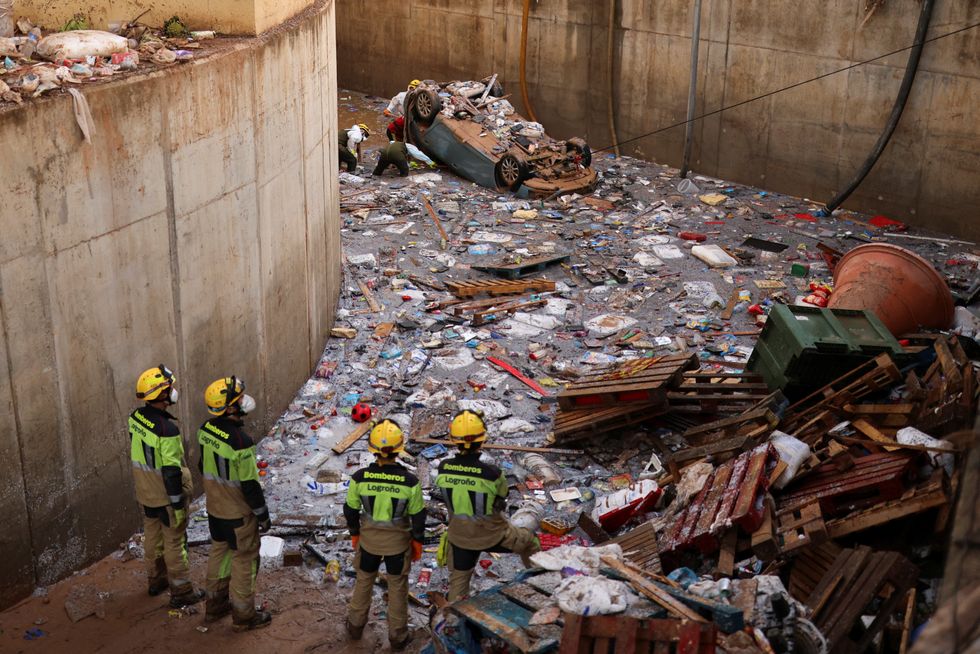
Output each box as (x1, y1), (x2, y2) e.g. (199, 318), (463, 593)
(775, 501), (827, 554)
(776, 452), (914, 516)
(472, 252), (572, 279)
(667, 370), (772, 414)
(608, 521), (663, 576)
(445, 277), (556, 298)
(825, 473), (949, 539)
(551, 402), (670, 443)
(559, 614), (716, 654)
(806, 547), (918, 654)
(781, 354), (901, 440)
(788, 541), (843, 603)
(451, 582), (563, 653)
(660, 444), (776, 559)
(557, 354), (699, 411)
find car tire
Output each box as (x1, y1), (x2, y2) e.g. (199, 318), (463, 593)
(566, 138), (592, 168)
(411, 89), (442, 125)
(494, 154), (528, 192)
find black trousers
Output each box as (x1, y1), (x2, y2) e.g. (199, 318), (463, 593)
(449, 541), (511, 571)
(339, 146), (357, 172)
(373, 153), (409, 177)
(358, 548), (407, 575)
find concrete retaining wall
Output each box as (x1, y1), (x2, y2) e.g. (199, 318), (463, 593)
(337, 0), (980, 241)
(0, 0), (340, 609)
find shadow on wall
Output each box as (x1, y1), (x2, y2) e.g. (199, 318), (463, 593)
(0, 0), (341, 610)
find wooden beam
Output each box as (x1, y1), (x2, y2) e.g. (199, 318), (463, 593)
(422, 196), (449, 247)
(331, 420), (374, 454)
(411, 437), (584, 455)
(600, 556), (707, 623)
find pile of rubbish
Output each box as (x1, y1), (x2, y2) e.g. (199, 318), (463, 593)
(0, 13), (216, 105)
(187, 90), (977, 653)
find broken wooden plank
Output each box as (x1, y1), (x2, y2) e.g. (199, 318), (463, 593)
(411, 437), (583, 455)
(825, 476), (948, 538)
(331, 420), (374, 454)
(356, 279), (382, 313)
(422, 196), (449, 246)
(600, 556), (707, 624)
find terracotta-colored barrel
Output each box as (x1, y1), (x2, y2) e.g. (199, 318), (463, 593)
(828, 243), (954, 336)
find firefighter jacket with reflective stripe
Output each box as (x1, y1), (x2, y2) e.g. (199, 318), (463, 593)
(197, 417), (267, 521)
(436, 451), (512, 550)
(344, 462), (426, 556)
(129, 405), (185, 509)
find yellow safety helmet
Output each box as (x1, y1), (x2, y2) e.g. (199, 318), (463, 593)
(136, 364), (176, 402)
(204, 376), (247, 416)
(368, 419), (405, 456)
(449, 409), (487, 446)
(408, 79), (421, 89)
(356, 123), (371, 137)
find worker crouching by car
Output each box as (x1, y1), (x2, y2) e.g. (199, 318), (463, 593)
(344, 419), (426, 651)
(435, 410), (541, 602)
(373, 140), (437, 177)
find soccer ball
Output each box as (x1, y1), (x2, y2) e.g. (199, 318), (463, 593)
(351, 403), (372, 423)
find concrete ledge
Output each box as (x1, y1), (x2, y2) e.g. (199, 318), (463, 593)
(0, 0), (340, 609)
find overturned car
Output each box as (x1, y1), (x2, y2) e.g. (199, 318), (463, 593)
(404, 78), (597, 198)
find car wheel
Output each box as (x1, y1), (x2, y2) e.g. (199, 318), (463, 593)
(412, 89), (442, 125)
(494, 154), (528, 191)
(566, 138), (592, 168)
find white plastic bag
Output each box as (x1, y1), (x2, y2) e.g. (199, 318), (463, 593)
(897, 427), (954, 477)
(770, 431), (811, 489)
(530, 543), (623, 575)
(36, 30), (128, 61)
(553, 576), (631, 616)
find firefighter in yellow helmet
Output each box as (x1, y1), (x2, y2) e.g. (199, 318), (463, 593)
(384, 79), (422, 117)
(435, 409), (540, 601)
(128, 365), (203, 607)
(197, 376), (272, 631)
(343, 418), (426, 650)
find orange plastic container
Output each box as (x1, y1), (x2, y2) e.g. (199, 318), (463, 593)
(828, 243), (954, 336)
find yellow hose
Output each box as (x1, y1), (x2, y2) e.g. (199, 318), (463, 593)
(519, 0), (539, 122)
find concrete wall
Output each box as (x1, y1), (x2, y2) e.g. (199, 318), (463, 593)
(336, 0), (980, 241)
(17, 0), (314, 35)
(0, 0), (340, 609)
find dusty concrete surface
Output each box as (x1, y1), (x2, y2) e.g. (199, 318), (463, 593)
(0, 0), (340, 610)
(0, 544), (429, 654)
(15, 0), (314, 35)
(335, 0), (980, 241)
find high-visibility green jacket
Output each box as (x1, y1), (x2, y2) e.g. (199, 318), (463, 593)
(197, 417), (268, 521)
(129, 405), (185, 509)
(436, 450), (512, 550)
(344, 462), (426, 555)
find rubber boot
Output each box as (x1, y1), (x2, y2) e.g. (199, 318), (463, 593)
(147, 558), (168, 596)
(390, 633), (411, 651)
(169, 586), (205, 609)
(346, 620), (365, 640)
(232, 609), (272, 632)
(205, 581), (232, 623)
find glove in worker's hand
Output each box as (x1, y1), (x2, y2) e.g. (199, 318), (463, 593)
(383, 109), (393, 117)
(257, 515), (272, 534)
(410, 540), (423, 562)
(351, 535), (360, 551)
(428, 162), (438, 169)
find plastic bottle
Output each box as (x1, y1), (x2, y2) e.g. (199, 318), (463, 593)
(0, 1), (13, 38)
(519, 453), (561, 487)
(324, 560), (340, 583)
